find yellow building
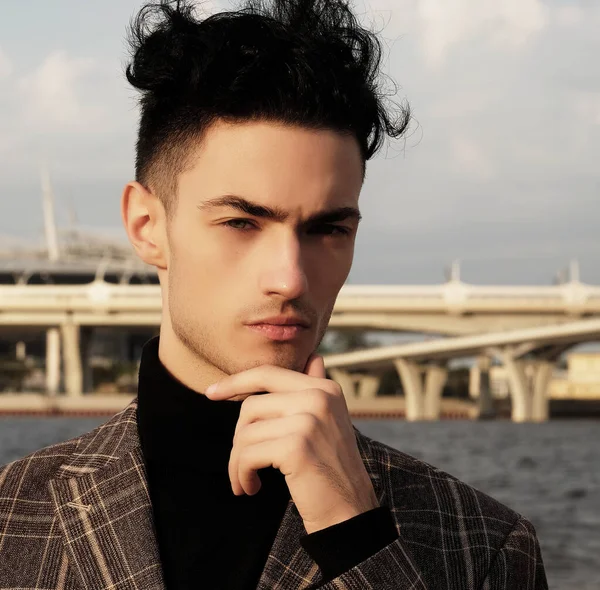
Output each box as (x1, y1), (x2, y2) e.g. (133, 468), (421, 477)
(550, 352), (600, 399)
(469, 352), (600, 400)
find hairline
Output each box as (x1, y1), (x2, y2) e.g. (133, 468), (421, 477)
(139, 117), (367, 221)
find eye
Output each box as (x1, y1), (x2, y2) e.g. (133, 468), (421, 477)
(222, 219), (257, 231)
(310, 224), (351, 236)
(222, 219), (351, 236)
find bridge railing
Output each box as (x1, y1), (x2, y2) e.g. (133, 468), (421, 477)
(1, 280), (600, 313)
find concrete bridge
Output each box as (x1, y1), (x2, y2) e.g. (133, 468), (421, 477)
(1, 276), (600, 330)
(324, 319), (600, 422)
(1, 279), (599, 421)
(4, 169), (599, 420)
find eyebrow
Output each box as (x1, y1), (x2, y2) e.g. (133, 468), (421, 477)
(197, 194), (362, 226)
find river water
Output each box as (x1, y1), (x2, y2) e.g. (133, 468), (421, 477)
(1, 417), (598, 589)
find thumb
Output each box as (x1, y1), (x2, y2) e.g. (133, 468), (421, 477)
(304, 353), (326, 379)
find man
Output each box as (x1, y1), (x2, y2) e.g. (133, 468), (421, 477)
(0, 0), (548, 588)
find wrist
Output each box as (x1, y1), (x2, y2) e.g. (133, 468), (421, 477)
(305, 500), (380, 534)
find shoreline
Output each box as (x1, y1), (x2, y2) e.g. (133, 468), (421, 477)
(1, 394), (598, 419)
(0, 393), (475, 419)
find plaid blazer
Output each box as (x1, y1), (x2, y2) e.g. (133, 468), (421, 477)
(0, 399), (547, 590)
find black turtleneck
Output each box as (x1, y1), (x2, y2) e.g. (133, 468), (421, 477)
(136, 336), (398, 589)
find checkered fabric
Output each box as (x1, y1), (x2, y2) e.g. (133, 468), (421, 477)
(0, 399), (547, 589)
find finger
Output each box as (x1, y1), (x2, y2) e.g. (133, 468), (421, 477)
(230, 390), (334, 492)
(230, 416), (289, 495)
(205, 363), (333, 400)
(304, 353), (326, 379)
(229, 414), (319, 495)
(233, 389), (333, 444)
(229, 392), (300, 494)
(237, 437), (296, 495)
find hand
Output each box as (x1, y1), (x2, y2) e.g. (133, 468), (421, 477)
(205, 354), (379, 534)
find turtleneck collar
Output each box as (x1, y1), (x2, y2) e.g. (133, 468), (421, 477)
(136, 335), (245, 473)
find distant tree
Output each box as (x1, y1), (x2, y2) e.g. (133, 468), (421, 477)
(326, 328), (375, 354)
(445, 367), (470, 398)
(316, 339), (334, 355)
(379, 367), (402, 396)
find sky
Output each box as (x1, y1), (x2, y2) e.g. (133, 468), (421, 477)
(0, 0), (598, 285)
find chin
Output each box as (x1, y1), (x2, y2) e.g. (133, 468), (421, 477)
(241, 347), (306, 373)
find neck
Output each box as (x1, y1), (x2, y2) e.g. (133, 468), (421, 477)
(157, 326), (227, 395)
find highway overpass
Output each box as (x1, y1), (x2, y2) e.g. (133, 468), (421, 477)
(324, 318), (600, 422)
(1, 278), (600, 334)
(1, 279), (600, 421)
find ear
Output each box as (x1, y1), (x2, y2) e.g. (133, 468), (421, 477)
(121, 181), (168, 270)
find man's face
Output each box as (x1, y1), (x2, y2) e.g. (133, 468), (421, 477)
(163, 119), (363, 376)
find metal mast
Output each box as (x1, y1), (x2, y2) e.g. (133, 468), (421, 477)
(40, 161), (60, 262)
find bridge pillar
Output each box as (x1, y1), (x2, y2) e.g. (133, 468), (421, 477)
(328, 369), (382, 400)
(15, 341), (26, 361)
(46, 327), (61, 395)
(329, 368), (356, 399)
(503, 355), (530, 422)
(477, 356), (496, 419)
(503, 352), (553, 422)
(80, 326), (94, 393)
(356, 373), (381, 399)
(60, 321), (83, 397)
(394, 359), (423, 420)
(424, 364), (447, 419)
(532, 361), (553, 422)
(394, 359), (447, 421)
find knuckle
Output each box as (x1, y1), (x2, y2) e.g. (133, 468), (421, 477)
(329, 381), (344, 398)
(234, 425), (248, 446)
(297, 412), (319, 434)
(290, 432), (310, 455)
(241, 395), (256, 409)
(240, 395), (256, 419)
(309, 389), (331, 414)
(321, 379), (343, 399)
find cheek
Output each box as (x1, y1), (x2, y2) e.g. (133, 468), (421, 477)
(173, 221), (243, 274)
(308, 244), (354, 283)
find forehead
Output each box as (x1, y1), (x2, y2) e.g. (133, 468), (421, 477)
(178, 120), (363, 209)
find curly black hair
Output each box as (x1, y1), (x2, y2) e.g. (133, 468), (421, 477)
(125, 0), (410, 216)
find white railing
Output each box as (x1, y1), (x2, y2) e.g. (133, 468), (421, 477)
(1, 279), (600, 314)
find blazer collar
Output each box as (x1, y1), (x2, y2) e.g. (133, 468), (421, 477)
(48, 399), (385, 590)
(48, 399), (166, 590)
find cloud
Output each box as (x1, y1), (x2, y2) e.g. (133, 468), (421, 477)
(0, 47), (12, 79)
(1, 0), (599, 285)
(449, 136), (496, 180)
(574, 92), (600, 126)
(554, 6), (584, 27)
(15, 51), (106, 132)
(192, 0), (220, 14)
(0, 45), (136, 203)
(416, 0), (549, 67)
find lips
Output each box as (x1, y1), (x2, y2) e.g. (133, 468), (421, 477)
(246, 323), (306, 341)
(250, 316), (310, 328)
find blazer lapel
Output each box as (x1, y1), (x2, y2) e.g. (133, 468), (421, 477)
(48, 400), (165, 590)
(47, 403), (385, 590)
(256, 498), (320, 590)
(256, 427), (387, 590)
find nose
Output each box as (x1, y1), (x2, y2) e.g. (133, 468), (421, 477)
(258, 230), (308, 300)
